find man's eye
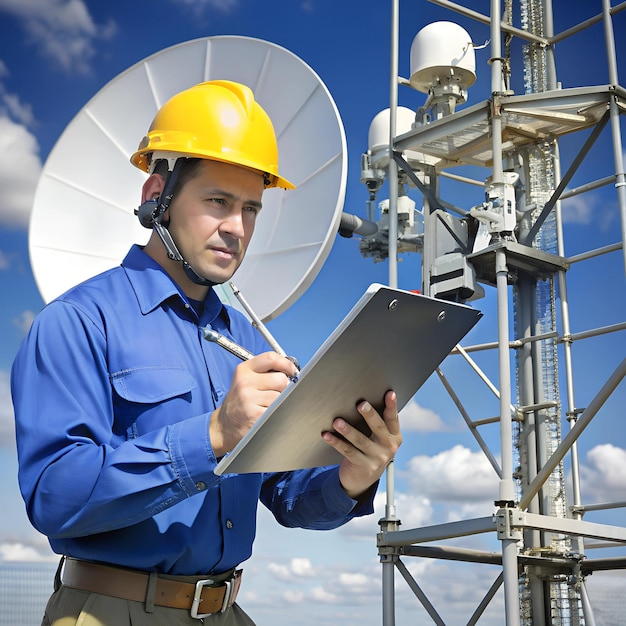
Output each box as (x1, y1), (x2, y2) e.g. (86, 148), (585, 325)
(244, 206), (259, 215)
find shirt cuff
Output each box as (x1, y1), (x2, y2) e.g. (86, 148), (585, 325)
(322, 469), (377, 518)
(168, 413), (218, 497)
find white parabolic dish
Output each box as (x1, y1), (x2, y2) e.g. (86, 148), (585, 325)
(29, 36), (348, 321)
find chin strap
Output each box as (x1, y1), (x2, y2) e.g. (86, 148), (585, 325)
(136, 159), (217, 288)
(152, 220), (216, 287)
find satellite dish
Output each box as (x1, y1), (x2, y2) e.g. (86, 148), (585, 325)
(29, 36), (347, 321)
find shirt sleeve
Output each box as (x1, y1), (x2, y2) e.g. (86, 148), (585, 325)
(11, 300), (220, 539)
(259, 466), (377, 530)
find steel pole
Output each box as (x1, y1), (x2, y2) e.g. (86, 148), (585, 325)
(496, 249), (521, 626)
(381, 1), (400, 624)
(602, 0), (626, 273)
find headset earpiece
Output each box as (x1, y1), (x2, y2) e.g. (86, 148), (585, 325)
(135, 198), (159, 229)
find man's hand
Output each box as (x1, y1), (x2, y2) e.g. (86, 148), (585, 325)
(322, 390), (402, 499)
(210, 352), (298, 458)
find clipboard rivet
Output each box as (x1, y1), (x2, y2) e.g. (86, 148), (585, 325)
(388, 299), (399, 311)
(437, 311), (447, 322)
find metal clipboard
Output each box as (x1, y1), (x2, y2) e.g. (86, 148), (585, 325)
(215, 284), (482, 475)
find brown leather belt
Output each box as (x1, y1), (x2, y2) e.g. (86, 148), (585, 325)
(61, 558), (242, 619)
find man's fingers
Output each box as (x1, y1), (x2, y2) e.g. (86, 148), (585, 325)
(246, 352), (299, 380)
(382, 390), (401, 435)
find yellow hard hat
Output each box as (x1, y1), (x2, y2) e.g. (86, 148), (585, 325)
(131, 80), (295, 190)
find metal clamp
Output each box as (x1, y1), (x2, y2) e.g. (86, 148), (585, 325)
(495, 507), (524, 541)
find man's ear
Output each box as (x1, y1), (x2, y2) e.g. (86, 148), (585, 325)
(141, 173), (165, 203)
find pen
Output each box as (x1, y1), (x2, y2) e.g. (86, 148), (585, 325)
(201, 327), (299, 383)
(201, 327), (255, 361)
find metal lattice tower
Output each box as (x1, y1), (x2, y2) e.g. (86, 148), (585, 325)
(351, 1), (626, 624)
(515, 0), (578, 622)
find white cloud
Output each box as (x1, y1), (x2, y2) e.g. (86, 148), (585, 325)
(560, 193), (615, 231)
(400, 399), (448, 432)
(0, 532), (56, 562)
(267, 557), (317, 581)
(442, 500), (498, 523)
(0, 370), (16, 448)
(335, 571), (374, 594)
(252, 548), (384, 609)
(281, 589), (305, 604)
(0, 71), (42, 230)
(310, 585), (341, 604)
(0, 0), (116, 74)
(0, 89), (35, 128)
(290, 556), (315, 577)
(0, 69), (37, 129)
(342, 490), (434, 539)
(0, 115), (42, 229)
(0, 541), (57, 562)
(406, 444), (499, 502)
(12, 309), (35, 335)
(266, 562), (292, 581)
(579, 444), (626, 503)
(560, 195), (593, 225)
(315, 563), (384, 605)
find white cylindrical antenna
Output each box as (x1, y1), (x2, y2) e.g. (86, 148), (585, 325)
(409, 21), (476, 94)
(368, 106), (438, 169)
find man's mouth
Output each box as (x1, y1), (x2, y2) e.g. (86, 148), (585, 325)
(210, 246), (238, 260)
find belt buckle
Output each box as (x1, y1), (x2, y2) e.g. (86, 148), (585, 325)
(190, 578), (233, 619)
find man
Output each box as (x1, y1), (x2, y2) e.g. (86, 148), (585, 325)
(11, 80), (401, 625)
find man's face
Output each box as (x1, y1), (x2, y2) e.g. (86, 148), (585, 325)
(165, 159), (265, 286)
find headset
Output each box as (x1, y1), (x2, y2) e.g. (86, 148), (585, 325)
(135, 197), (160, 229)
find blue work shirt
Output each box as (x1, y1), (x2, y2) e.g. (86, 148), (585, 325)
(11, 245), (374, 575)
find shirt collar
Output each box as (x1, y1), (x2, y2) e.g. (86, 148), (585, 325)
(121, 244), (226, 325)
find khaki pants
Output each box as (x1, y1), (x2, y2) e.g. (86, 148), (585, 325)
(42, 583), (257, 626)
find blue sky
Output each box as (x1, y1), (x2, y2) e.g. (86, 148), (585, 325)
(0, 1), (625, 624)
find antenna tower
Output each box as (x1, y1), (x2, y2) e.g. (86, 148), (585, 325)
(351, 0), (626, 623)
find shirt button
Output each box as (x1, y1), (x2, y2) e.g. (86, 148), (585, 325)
(195, 481), (207, 491)
(226, 519), (234, 529)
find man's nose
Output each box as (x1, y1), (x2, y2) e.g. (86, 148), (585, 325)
(220, 209), (245, 238)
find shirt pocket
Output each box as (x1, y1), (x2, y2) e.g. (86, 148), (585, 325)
(110, 366), (197, 438)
